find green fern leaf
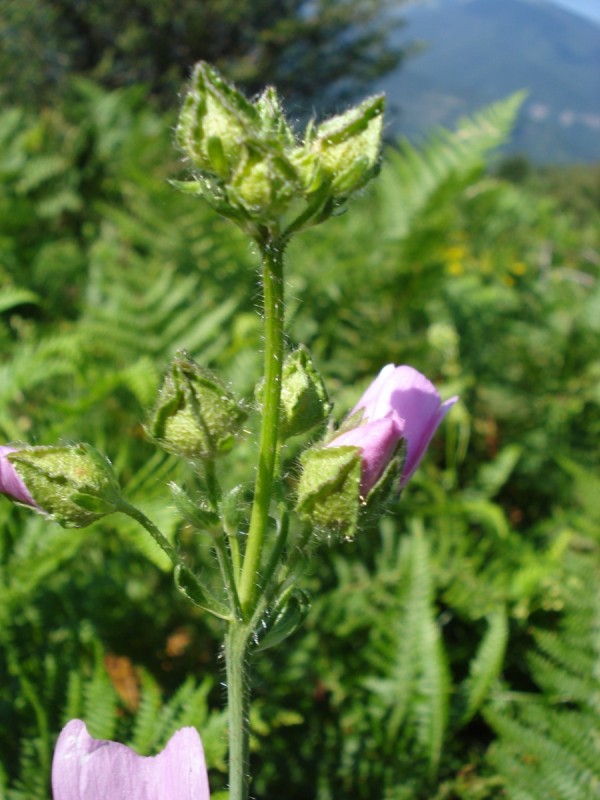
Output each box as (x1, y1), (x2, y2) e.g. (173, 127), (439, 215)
(457, 606), (509, 725)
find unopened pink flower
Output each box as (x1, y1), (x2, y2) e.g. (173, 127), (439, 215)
(51, 719), (210, 800)
(328, 365), (458, 494)
(0, 445), (40, 509)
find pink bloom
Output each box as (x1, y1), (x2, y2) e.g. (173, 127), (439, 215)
(329, 365), (458, 494)
(0, 445), (40, 509)
(51, 719), (210, 800)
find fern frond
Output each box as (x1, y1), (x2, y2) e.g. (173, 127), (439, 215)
(83, 643), (119, 740)
(129, 669), (163, 754)
(380, 92), (526, 239)
(458, 605), (508, 725)
(81, 254), (239, 364)
(366, 522), (450, 774)
(486, 548), (600, 799)
(14, 154), (70, 194)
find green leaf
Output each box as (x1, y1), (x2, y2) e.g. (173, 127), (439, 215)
(458, 606), (509, 725)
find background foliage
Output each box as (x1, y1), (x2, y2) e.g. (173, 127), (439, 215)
(0, 0), (405, 111)
(0, 73), (599, 800)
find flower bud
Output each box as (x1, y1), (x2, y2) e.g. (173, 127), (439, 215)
(326, 413), (404, 497)
(255, 86), (296, 148)
(176, 61), (259, 179)
(147, 352), (247, 460)
(296, 365), (458, 539)
(351, 364), (458, 487)
(2, 444), (121, 528)
(229, 148), (297, 220)
(311, 94), (385, 197)
(257, 346), (331, 439)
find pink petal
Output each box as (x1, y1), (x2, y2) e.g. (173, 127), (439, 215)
(351, 364), (396, 419)
(0, 446), (40, 508)
(52, 720), (210, 800)
(328, 412), (404, 495)
(400, 394), (458, 485)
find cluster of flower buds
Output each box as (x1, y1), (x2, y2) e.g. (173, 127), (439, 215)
(296, 365), (458, 540)
(175, 61), (385, 238)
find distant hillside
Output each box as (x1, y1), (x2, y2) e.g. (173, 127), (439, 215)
(379, 0), (600, 163)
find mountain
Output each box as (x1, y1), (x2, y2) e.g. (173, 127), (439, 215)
(378, 0), (600, 163)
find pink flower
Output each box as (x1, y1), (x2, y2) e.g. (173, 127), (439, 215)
(51, 719), (210, 800)
(0, 445), (40, 509)
(328, 365), (458, 494)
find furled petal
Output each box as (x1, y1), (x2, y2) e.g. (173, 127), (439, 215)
(328, 412), (404, 495)
(0, 446), (40, 508)
(351, 365), (458, 486)
(351, 363), (396, 419)
(52, 719), (210, 800)
(385, 367), (458, 484)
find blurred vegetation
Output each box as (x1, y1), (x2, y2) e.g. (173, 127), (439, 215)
(0, 0), (406, 111)
(0, 76), (599, 800)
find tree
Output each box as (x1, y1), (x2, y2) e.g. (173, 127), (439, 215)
(0, 0), (407, 111)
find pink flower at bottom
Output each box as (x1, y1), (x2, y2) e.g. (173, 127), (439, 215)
(51, 720), (210, 800)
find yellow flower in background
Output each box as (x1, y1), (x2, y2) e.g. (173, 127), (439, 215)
(446, 261), (465, 276)
(511, 261), (527, 275)
(443, 245), (468, 262)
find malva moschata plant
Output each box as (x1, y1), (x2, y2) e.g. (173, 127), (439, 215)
(0, 62), (458, 799)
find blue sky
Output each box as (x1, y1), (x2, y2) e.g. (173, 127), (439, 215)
(408, 0), (600, 24)
(549, 0), (600, 23)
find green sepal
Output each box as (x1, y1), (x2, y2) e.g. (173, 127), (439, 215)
(174, 564), (231, 620)
(168, 178), (205, 196)
(255, 589), (311, 652)
(362, 442), (405, 513)
(8, 444), (121, 529)
(69, 493), (119, 515)
(296, 445), (362, 540)
(169, 483), (220, 531)
(255, 86), (296, 148)
(220, 484), (244, 538)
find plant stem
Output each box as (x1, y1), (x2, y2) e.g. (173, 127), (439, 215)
(117, 499), (181, 569)
(117, 498), (231, 619)
(239, 239), (285, 615)
(225, 622), (251, 800)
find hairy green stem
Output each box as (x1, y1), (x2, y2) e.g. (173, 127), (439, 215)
(239, 240), (285, 615)
(225, 623), (251, 800)
(117, 498), (231, 619)
(117, 499), (181, 568)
